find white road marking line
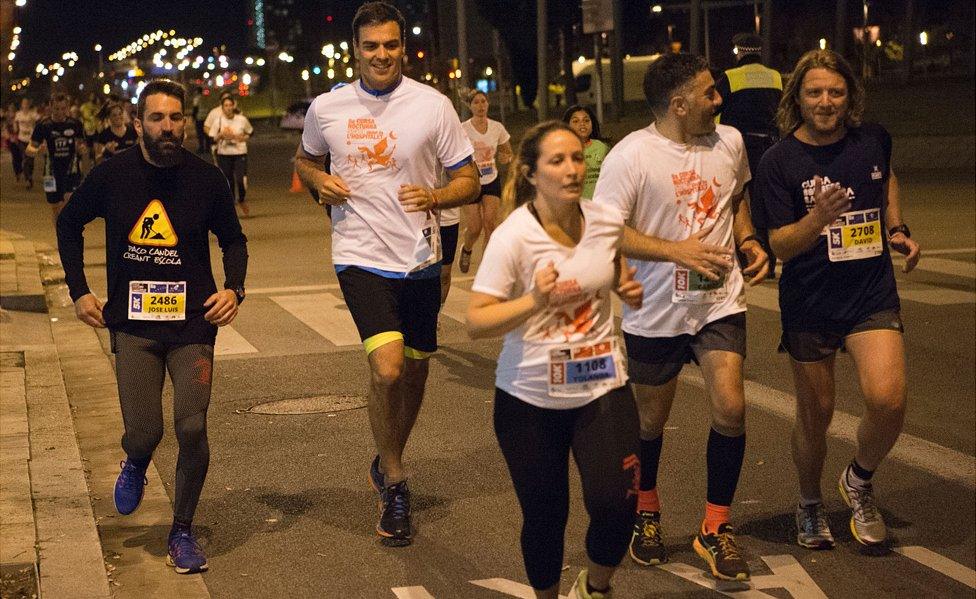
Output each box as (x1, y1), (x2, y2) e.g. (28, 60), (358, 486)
(270, 292), (361, 347)
(249, 275), (475, 296)
(391, 587), (436, 599)
(660, 562), (776, 598)
(894, 546), (976, 589)
(680, 371), (976, 489)
(908, 257), (976, 280)
(897, 286), (976, 305)
(470, 578), (567, 599)
(441, 286), (472, 325)
(918, 247), (975, 256)
(755, 555), (829, 599)
(746, 280), (974, 312)
(251, 283), (338, 295)
(214, 325), (258, 356)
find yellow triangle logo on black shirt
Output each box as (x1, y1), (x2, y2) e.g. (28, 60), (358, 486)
(128, 199), (178, 247)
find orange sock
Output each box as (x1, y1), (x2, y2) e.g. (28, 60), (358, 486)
(703, 502), (730, 535)
(637, 488), (660, 513)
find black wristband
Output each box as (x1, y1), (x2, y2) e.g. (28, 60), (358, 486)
(888, 224), (911, 238)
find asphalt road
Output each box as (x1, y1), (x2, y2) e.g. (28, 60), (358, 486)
(1, 133), (973, 598)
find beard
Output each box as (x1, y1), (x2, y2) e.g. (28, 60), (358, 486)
(143, 131), (184, 167)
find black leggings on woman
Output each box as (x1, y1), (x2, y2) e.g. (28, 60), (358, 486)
(112, 331), (213, 523)
(494, 386), (639, 590)
(216, 153), (248, 204)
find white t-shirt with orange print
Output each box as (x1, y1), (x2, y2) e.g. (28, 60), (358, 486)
(593, 122), (750, 337)
(472, 200), (628, 409)
(302, 77), (474, 274)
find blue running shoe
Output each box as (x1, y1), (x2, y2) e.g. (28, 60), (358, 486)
(369, 455), (384, 494)
(166, 529), (209, 574)
(114, 459), (148, 515)
(377, 480), (412, 547)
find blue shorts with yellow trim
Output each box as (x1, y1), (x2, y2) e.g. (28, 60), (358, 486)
(336, 266), (439, 358)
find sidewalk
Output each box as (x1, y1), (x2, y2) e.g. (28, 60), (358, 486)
(0, 224), (210, 598)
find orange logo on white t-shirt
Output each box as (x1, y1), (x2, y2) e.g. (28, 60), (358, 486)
(346, 118), (399, 172)
(672, 169), (721, 229)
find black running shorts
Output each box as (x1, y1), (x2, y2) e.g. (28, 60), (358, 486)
(624, 312), (747, 386)
(440, 223), (460, 265)
(336, 266), (440, 358)
(472, 177), (502, 204)
(46, 172), (82, 204)
(779, 308), (903, 363)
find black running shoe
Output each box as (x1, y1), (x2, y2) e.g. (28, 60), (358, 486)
(629, 511), (668, 565)
(693, 523), (750, 581)
(377, 480), (412, 547)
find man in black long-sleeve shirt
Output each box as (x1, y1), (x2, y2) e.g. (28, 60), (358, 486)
(56, 79), (247, 575)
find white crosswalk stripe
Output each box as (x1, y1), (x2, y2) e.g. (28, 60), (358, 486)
(218, 261), (973, 354)
(214, 324), (259, 356)
(908, 257), (976, 280)
(271, 292), (362, 347)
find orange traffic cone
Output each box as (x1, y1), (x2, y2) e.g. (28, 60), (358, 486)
(289, 169), (303, 193)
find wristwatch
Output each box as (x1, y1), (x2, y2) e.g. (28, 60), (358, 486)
(231, 286), (246, 305)
(888, 224), (911, 238)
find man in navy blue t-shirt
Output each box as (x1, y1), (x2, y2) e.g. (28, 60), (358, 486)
(754, 50), (921, 551)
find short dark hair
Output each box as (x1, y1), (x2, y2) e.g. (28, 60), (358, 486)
(562, 104), (603, 142)
(353, 2), (405, 44)
(137, 79), (186, 119)
(49, 93), (70, 105)
(642, 53), (709, 117)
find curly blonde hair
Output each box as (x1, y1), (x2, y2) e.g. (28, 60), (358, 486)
(776, 49), (864, 136)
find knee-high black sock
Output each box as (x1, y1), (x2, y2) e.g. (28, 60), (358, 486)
(705, 427), (745, 506)
(639, 435), (663, 491)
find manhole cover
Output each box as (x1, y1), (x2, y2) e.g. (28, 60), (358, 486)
(245, 395), (367, 415)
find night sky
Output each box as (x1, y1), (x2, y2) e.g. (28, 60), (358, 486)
(14, 0), (252, 68)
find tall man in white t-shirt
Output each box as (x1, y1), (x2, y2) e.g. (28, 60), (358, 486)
(294, 1), (478, 547)
(594, 53), (768, 582)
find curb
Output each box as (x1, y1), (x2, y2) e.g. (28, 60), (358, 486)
(39, 250), (211, 598)
(1, 232), (111, 598)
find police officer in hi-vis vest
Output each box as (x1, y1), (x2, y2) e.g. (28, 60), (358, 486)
(716, 32), (783, 277)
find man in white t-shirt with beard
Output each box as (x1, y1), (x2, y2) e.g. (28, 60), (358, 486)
(594, 52), (768, 582)
(294, 1), (478, 547)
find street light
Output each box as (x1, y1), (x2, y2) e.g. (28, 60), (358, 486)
(412, 26), (422, 36)
(651, 4), (662, 13)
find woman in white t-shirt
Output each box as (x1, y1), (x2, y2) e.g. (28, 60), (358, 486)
(458, 90), (512, 274)
(466, 121), (643, 599)
(213, 96), (254, 216)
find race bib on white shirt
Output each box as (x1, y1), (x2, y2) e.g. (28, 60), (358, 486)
(547, 339), (623, 398)
(128, 281), (186, 321)
(414, 212), (442, 272)
(672, 267), (729, 304)
(827, 208), (883, 262)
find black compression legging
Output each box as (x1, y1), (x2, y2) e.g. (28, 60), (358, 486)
(216, 153), (248, 204)
(494, 386), (640, 590)
(112, 331), (213, 523)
